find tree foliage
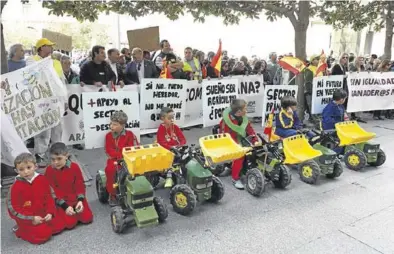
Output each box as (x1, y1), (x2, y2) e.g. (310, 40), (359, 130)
(321, 0), (385, 32)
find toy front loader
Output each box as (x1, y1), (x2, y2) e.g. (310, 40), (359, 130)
(96, 144), (171, 234)
(334, 121), (386, 170)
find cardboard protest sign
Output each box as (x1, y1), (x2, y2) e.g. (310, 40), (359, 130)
(184, 80), (203, 127)
(1, 58), (65, 140)
(140, 79), (187, 129)
(347, 72), (394, 112)
(127, 26), (160, 52)
(82, 91), (140, 149)
(311, 75), (344, 114)
(42, 29), (72, 52)
(202, 79), (238, 127)
(235, 75), (265, 117)
(261, 85), (298, 126)
(61, 85), (106, 145)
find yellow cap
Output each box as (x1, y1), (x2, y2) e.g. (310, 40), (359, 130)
(309, 54), (320, 62)
(35, 38), (55, 49)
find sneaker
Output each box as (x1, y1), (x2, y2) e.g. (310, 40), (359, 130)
(109, 196), (119, 207)
(12, 225), (18, 233)
(232, 179), (244, 190)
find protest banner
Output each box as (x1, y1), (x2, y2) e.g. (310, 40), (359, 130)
(1, 58), (65, 141)
(261, 85), (298, 126)
(184, 80), (203, 127)
(1, 109), (31, 167)
(61, 85), (105, 145)
(311, 75), (344, 114)
(347, 72), (394, 112)
(82, 91), (140, 149)
(140, 79), (187, 129)
(202, 79), (238, 127)
(235, 75), (265, 117)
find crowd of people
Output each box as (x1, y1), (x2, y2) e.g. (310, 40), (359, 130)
(4, 38), (394, 171)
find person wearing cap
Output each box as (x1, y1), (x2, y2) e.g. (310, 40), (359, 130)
(304, 54), (322, 125)
(26, 38), (66, 166)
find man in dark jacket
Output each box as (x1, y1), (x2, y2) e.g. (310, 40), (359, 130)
(80, 45), (116, 87)
(125, 47), (158, 84)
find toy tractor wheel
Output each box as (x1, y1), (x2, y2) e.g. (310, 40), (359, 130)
(207, 176), (225, 203)
(344, 148), (367, 171)
(368, 149), (386, 167)
(298, 160), (320, 184)
(326, 159), (343, 179)
(273, 165), (292, 189)
(153, 197), (168, 223)
(110, 206), (126, 234)
(146, 174), (161, 188)
(96, 173), (109, 204)
(170, 184), (196, 215)
(245, 168), (265, 197)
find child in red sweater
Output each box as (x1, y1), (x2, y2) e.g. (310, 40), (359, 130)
(157, 107), (186, 150)
(45, 142), (93, 229)
(105, 111), (139, 206)
(7, 153), (65, 244)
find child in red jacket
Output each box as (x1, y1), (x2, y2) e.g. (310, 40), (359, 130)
(7, 153), (65, 244)
(219, 99), (257, 190)
(45, 142), (93, 229)
(105, 111), (139, 206)
(157, 107), (187, 150)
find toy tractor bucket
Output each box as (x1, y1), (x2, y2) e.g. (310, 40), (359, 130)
(199, 133), (247, 165)
(335, 121), (375, 146)
(122, 144), (174, 178)
(282, 135), (322, 165)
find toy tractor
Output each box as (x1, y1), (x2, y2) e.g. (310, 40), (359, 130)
(295, 129), (344, 183)
(157, 134), (245, 215)
(320, 121), (386, 171)
(234, 133), (292, 197)
(96, 144), (170, 234)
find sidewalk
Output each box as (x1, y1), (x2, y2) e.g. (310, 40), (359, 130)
(1, 117), (393, 254)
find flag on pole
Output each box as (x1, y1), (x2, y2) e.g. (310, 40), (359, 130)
(278, 56), (306, 75)
(159, 61), (173, 79)
(263, 107), (275, 140)
(210, 40), (222, 77)
(315, 50), (328, 76)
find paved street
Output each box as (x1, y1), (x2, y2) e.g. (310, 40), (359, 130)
(2, 116), (394, 254)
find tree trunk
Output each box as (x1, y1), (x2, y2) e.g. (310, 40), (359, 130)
(1, 1), (8, 75)
(383, 2), (394, 60)
(292, 1), (310, 121)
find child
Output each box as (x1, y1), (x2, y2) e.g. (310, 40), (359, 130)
(157, 107), (187, 150)
(322, 89), (347, 130)
(7, 153), (65, 244)
(220, 99), (257, 189)
(45, 142), (93, 229)
(105, 111), (139, 206)
(274, 96), (314, 138)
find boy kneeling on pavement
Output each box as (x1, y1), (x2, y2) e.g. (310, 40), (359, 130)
(220, 99), (258, 189)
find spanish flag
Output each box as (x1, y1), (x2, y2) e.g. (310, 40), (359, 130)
(278, 56), (306, 75)
(315, 50), (328, 76)
(210, 40), (222, 77)
(263, 107), (275, 140)
(159, 61), (173, 79)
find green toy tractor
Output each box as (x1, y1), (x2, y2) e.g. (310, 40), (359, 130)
(236, 133), (292, 196)
(96, 144), (170, 234)
(320, 121), (386, 171)
(163, 144), (225, 215)
(295, 129), (344, 184)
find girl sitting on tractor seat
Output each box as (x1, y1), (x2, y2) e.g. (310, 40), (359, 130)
(275, 96), (314, 139)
